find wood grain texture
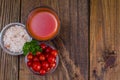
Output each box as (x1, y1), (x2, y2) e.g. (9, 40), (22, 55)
(0, 0), (88, 80)
(19, 1), (42, 80)
(90, 0), (120, 80)
(0, 0), (20, 80)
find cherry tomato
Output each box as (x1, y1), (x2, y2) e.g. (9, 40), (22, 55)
(40, 43), (46, 50)
(27, 61), (32, 67)
(45, 47), (52, 53)
(47, 55), (56, 63)
(54, 59), (56, 63)
(41, 61), (49, 70)
(39, 54), (45, 61)
(51, 50), (58, 57)
(50, 62), (56, 68)
(36, 52), (41, 56)
(33, 56), (39, 62)
(46, 67), (51, 72)
(39, 69), (46, 75)
(27, 53), (33, 61)
(44, 53), (49, 58)
(32, 62), (41, 72)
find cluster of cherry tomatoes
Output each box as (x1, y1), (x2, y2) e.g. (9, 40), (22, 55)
(26, 43), (58, 75)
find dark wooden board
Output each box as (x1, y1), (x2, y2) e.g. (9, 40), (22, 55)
(19, 0), (88, 80)
(0, 0), (88, 80)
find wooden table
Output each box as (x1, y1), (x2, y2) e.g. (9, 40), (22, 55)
(0, 0), (88, 80)
(1, 0), (120, 80)
(90, 0), (120, 80)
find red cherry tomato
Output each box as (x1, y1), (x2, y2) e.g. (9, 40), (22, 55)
(27, 61), (32, 67)
(50, 62), (56, 68)
(51, 50), (58, 57)
(40, 43), (46, 50)
(41, 61), (49, 70)
(46, 67), (51, 72)
(27, 53), (33, 61)
(39, 54), (45, 61)
(33, 56), (39, 62)
(48, 55), (56, 63)
(45, 47), (52, 53)
(36, 52), (41, 56)
(32, 62), (41, 72)
(54, 59), (56, 63)
(39, 69), (46, 75)
(44, 53), (49, 58)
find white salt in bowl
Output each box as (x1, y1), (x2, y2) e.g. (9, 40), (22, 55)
(0, 23), (32, 55)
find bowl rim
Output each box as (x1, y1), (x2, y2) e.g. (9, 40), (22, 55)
(0, 22), (32, 55)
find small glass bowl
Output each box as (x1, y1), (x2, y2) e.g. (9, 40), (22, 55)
(0, 23), (32, 55)
(25, 43), (59, 75)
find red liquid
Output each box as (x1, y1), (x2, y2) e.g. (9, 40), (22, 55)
(27, 8), (60, 41)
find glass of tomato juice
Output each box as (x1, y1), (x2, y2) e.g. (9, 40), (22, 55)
(26, 7), (60, 41)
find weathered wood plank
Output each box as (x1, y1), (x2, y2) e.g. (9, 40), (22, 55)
(77, 0), (89, 79)
(90, 0), (120, 80)
(19, 0), (44, 80)
(0, 0), (89, 80)
(0, 0), (20, 80)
